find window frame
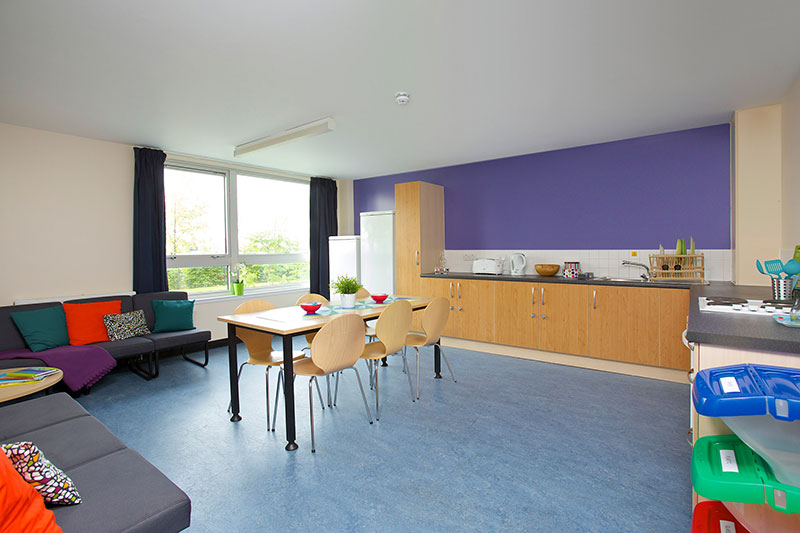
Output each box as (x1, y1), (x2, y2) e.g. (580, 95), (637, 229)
(164, 159), (310, 298)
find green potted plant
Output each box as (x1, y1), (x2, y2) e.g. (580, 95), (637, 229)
(230, 263), (245, 296)
(331, 274), (362, 309)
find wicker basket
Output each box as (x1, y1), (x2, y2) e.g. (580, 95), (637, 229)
(649, 253), (705, 282)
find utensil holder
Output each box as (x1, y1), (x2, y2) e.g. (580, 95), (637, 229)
(771, 278), (796, 301)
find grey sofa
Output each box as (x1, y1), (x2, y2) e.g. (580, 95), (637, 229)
(0, 291), (211, 381)
(0, 393), (191, 532)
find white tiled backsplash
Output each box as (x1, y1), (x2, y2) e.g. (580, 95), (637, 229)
(443, 249), (733, 281)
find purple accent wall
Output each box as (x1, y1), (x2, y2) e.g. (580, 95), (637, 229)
(353, 124), (731, 250)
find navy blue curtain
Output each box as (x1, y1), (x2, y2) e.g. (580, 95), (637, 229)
(310, 177), (338, 299)
(133, 147), (168, 294)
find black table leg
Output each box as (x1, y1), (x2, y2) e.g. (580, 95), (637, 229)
(227, 323), (241, 422)
(282, 335), (298, 451)
(434, 341), (442, 379)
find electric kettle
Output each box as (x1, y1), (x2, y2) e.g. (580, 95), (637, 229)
(510, 253), (526, 275)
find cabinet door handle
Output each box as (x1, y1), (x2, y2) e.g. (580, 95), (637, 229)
(541, 313), (547, 319)
(531, 313), (536, 318)
(541, 286), (544, 306)
(458, 306), (462, 311)
(686, 428), (694, 448)
(449, 306), (453, 310)
(415, 250), (420, 266)
(682, 329), (695, 351)
(531, 286), (535, 305)
(449, 282), (453, 298)
(687, 368), (694, 384)
(457, 282), (461, 299)
(592, 289), (597, 310)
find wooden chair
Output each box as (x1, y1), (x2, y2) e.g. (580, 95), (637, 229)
(355, 287), (371, 301)
(404, 297), (456, 400)
(296, 293), (329, 348)
(287, 314), (372, 452)
(229, 299), (306, 431)
(355, 300), (414, 419)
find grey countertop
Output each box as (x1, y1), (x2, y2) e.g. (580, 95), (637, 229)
(686, 282), (800, 354)
(421, 271), (701, 289)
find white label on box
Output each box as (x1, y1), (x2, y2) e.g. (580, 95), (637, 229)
(719, 520), (736, 533)
(720, 449), (739, 472)
(719, 376), (740, 394)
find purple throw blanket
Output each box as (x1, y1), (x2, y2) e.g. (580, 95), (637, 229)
(0, 345), (116, 391)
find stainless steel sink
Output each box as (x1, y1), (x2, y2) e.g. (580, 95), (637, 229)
(594, 277), (649, 283)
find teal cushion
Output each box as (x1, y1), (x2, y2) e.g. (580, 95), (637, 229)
(152, 300), (195, 333)
(10, 306), (69, 352)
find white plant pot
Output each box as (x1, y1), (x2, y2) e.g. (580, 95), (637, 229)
(340, 293), (356, 308)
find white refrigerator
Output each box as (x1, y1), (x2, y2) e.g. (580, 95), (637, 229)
(328, 236), (361, 284)
(360, 211), (395, 295)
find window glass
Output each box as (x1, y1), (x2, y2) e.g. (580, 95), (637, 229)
(167, 266), (229, 293)
(237, 175), (309, 254)
(241, 262), (310, 288)
(164, 167), (226, 255)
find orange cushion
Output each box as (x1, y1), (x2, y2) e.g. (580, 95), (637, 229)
(0, 452), (61, 533)
(62, 301), (121, 345)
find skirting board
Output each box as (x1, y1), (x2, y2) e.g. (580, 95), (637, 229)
(441, 337), (688, 384)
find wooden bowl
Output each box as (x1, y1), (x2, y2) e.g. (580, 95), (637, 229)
(535, 264), (560, 276)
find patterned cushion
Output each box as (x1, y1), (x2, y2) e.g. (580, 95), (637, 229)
(103, 310), (151, 341)
(2, 442), (82, 505)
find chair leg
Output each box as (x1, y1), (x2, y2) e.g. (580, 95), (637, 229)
(309, 377), (316, 453)
(314, 376), (325, 410)
(350, 367), (373, 424)
(227, 362), (248, 413)
(381, 356), (388, 367)
(374, 360), (380, 421)
(366, 359), (374, 390)
(440, 347), (457, 383)
(265, 366), (270, 432)
(272, 370), (283, 432)
(415, 346), (421, 399)
(334, 371), (340, 406)
(401, 352), (415, 402)
(326, 375), (332, 408)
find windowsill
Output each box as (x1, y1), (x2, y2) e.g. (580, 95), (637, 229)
(190, 285), (310, 304)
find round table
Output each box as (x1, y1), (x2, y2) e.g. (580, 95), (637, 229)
(0, 367), (64, 403)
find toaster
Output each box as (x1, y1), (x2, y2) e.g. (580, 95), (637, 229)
(472, 258), (504, 275)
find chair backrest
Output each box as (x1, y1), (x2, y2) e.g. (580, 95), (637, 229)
(296, 293), (329, 305)
(234, 299), (276, 364)
(310, 314), (366, 373)
(374, 300), (412, 355)
(354, 288), (370, 301)
(421, 297), (450, 345)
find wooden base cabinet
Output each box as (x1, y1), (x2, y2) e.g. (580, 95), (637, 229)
(419, 277), (456, 337)
(419, 277), (493, 341)
(494, 282), (537, 349)
(538, 283), (589, 356)
(659, 288), (691, 370)
(589, 286), (659, 366)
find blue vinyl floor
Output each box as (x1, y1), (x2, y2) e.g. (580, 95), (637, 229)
(76, 342), (692, 532)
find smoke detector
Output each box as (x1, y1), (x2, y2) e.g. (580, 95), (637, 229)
(395, 91), (410, 105)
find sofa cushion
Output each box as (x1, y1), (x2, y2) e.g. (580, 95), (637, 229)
(0, 393), (89, 442)
(0, 302), (63, 353)
(51, 449), (191, 533)
(0, 452), (61, 533)
(2, 441), (82, 505)
(10, 306), (70, 352)
(152, 300), (194, 333)
(103, 310), (151, 341)
(132, 292), (188, 331)
(63, 301), (121, 345)
(145, 330), (211, 351)
(90, 337), (154, 360)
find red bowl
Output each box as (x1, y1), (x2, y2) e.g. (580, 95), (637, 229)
(371, 294), (388, 303)
(300, 302), (322, 314)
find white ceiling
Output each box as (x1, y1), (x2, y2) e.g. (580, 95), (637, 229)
(1, 1), (800, 179)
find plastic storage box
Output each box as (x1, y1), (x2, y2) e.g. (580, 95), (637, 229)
(692, 500), (750, 533)
(693, 363), (800, 487)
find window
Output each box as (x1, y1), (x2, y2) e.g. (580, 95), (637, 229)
(164, 163), (310, 295)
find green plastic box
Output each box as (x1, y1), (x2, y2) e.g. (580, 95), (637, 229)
(692, 434), (800, 514)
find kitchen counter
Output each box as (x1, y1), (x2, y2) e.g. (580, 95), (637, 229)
(686, 282), (800, 354)
(421, 271), (702, 289)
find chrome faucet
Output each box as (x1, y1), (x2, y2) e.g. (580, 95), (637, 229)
(621, 260), (651, 281)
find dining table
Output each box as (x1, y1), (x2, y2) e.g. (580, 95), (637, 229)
(217, 296), (438, 451)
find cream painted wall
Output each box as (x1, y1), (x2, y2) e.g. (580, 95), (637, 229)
(733, 105), (783, 286)
(0, 122), (135, 304)
(782, 71), (800, 256)
(337, 178), (354, 235)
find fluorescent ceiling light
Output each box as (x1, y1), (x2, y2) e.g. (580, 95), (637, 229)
(234, 117), (335, 157)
